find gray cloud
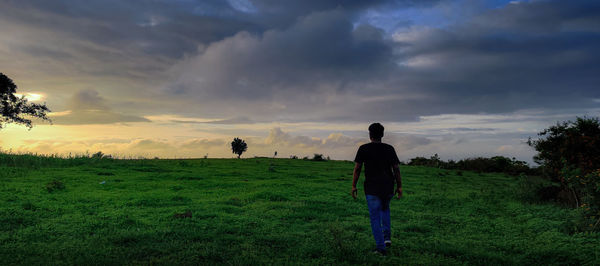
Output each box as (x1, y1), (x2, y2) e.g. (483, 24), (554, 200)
(262, 127), (433, 152)
(166, 8), (397, 119)
(265, 127), (324, 148)
(51, 90), (150, 125)
(1, 0), (430, 64)
(204, 116), (255, 124)
(0, 0), (438, 121)
(248, 0), (441, 28)
(385, 133), (434, 151)
(445, 127), (495, 132)
(1, 0), (259, 58)
(165, 0), (600, 122)
(384, 1), (600, 116)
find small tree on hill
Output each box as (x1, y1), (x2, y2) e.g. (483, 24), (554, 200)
(231, 137), (247, 159)
(1, 73), (51, 129)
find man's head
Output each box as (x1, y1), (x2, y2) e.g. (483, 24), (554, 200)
(368, 123), (384, 141)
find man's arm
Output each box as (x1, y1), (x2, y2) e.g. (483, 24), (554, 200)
(351, 162), (362, 199)
(392, 163), (403, 198)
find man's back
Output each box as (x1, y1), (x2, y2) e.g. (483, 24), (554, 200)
(354, 142), (400, 198)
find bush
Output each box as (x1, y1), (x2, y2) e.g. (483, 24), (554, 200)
(91, 151), (112, 159)
(528, 117), (600, 231)
(565, 168), (600, 231)
(409, 154), (441, 168)
(311, 154), (326, 161)
(528, 117), (600, 185)
(408, 155), (533, 176)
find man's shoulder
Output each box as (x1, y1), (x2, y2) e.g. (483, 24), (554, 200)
(358, 143), (371, 149)
(359, 142), (395, 149)
(382, 143), (395, 150)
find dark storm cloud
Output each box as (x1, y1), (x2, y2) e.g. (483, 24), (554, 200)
(166, 0), (600, 122)
(0, 0), (424, 105)
(168, 9), (394, 98)
(248, 0), (441, 28)
(166, 8), (403, 120)
(382, 0), (600, 118)
(1, 0), (426, 60)
(1, 0), (260, 58)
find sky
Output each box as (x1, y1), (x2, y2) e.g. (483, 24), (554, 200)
(1, 0), (599, 163)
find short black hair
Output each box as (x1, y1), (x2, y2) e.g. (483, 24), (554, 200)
(368, 123), (384, 140)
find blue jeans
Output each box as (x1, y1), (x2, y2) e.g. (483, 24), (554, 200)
(366, 194), (393, 250)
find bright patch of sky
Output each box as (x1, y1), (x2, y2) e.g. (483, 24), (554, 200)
(14, 92), (45, 102)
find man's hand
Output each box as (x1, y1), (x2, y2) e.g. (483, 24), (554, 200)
(392, 163), (402, 199)
(395, 187), (403, 199)
(351, 162), (362, 200)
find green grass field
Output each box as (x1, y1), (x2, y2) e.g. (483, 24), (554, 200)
(1, 156), (599, 265)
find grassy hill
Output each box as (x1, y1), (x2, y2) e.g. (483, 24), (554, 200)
(1, 155), (598, 265)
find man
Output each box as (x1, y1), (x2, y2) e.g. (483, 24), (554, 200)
(352, 123), (402, 256)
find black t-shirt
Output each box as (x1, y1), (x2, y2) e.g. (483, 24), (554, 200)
(354, 142), (400, 197)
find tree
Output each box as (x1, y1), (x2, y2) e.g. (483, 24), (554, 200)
(1, 73), (51, 129)
(528, 116), (600, 224)
(231, 137), (247, 159)
(528, 117), (600, 185)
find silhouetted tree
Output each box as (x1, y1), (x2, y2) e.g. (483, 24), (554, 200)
(231, 137), (247, 158)
(0, 73), (50, 129)
(528, 117), (600, 205)
(528, 117), (600, 184)
(528, 117), (600, 231)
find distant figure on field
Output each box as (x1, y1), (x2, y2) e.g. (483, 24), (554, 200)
(352, 123), (402, 256)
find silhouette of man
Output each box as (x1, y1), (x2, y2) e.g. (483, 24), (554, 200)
(351, 123), (402, 255)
